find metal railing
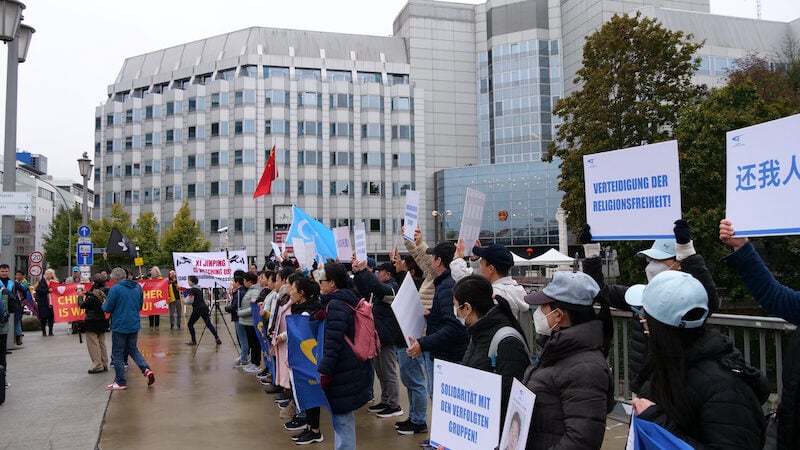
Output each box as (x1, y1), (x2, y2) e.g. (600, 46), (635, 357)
(608, 310), (796, 401)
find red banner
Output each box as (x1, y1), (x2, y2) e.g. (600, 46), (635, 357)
(50, 279), (169, 323)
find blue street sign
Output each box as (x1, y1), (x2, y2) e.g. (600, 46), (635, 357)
(77, 243), (94, 265)
(78, 225), (91, 238)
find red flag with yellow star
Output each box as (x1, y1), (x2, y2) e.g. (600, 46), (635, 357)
(254, 145), (278, 198)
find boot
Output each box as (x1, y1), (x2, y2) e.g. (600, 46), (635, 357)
(15, 335), (22, 346)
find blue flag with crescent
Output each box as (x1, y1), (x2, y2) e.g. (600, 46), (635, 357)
(286, 314), (329, 410)
(252, 302), (274, 378)
(630, 413), (693, 450)
(286, 205), (337, 261)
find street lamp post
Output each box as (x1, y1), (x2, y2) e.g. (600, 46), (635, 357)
(77, 152), (93, 227)
(35, 176), (71, 270)
(0, 0), (33, 266)
(431, 210), (452, 242)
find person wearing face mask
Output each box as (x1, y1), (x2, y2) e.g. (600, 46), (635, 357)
(580, 219), (718, 395)
(521, 271), (616, 450)
(453, 275), (530, 433)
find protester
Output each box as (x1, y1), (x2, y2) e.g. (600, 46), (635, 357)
(65, 266), (83, 283)
(0, 266), (21, 350)
(236, 272), (262, 373)
(226, 274), (248, 367)
(34, 268), (56, 337)
(167, 270), (182, 329)
(0, 263), (12, 386)
(102, 267), (155, 390)
(318, 262), (372, 450)
(522, 271), (615, 449)
(720, 218), (800, 448)
(580, 220), (718, 394)
(77, 274), (110, 373)
(147, 266), (162, 328)
(268, 267), (296, 400)
(183, 275), (222, 346)
(453, 275), (530, 419)
(628, 270), (767, 448)
(259, 271), (283, 393)
(273, 271), (304, 420)
(13, 270), (32, 347)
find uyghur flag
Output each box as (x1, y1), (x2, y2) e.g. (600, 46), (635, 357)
(253, 145), (278, 198)
(628, 413), (693, 450)
(286, 205), (336, 261)
(286, 314), (329, 411)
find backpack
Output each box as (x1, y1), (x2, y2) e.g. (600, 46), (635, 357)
(487, 326), (529, 373)
(343, 298), (381, 361)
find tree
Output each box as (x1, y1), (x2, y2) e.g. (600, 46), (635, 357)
(158, 201), (210, 264)
(134, 211), (163, 267)
(89, 203), (135, 270)
(42, 204), (81, 269)
(777, 33), (800, 94)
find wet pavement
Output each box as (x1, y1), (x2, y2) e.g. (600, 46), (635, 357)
(1, 318), (630, 449)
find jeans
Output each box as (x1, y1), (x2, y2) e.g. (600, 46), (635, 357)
(13, 311), (22, 337)
(423, 351), (434, 398)
(111, 331), (150, 385)
(235, 322), (249, 363)
(168, 301), (182, 328)
(374, 345), (400, 408)
(332, 411), (356, 450)
(396, 347), (427, 425)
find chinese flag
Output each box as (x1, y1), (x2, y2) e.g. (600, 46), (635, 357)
(254, 145), (278, 198)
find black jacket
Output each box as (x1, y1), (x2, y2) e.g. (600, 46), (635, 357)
(462, 306), (530, 418)
(226, 286), (247, 322)
(522, 320), (615, 450)
(317, 288), (372, 414)
(418, 269), (469, 362)
(353, 270), (404, 347)
(583, 254), (718, 393)
(186, 286), (208, 314)
(78, 287), (109, 334)
(638, 329), (767, 449)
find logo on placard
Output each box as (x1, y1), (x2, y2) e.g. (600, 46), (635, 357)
(228, 254), (246, 265)
(731, 134), (744, 147)
(586, 158), (598, 169)
(176, 256), (193, 266)
(57, 286), (66, 294)
(435, 364), (444, 376)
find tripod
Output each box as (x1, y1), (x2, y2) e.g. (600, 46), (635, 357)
(192, 285), (238, 359)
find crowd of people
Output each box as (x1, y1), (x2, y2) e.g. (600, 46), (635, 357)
(4, 216), (800, 449)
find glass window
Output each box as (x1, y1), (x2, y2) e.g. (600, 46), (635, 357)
(264, 66), (290, 79)
(357, 71), (381, 84)
(188, 126), (196, 140)
(125, 109), (133, 123)
(327, 69), (352, 82)
(387, 73), (409, 86)
(241, 65), (258, 78)
(95, 117), (101, 130)
(360, 95), (383, 110)
(217, 68), (235, 81)
(265, 89), (289, 105)
(369, 219), (381, 232)
(145, 106), (153, 120)
(391, 97), (411, 110)
(298, 91), (321, 107)
(235, 121), (243, 135)
(244, 120), (255, 134)
(295, 68), (321, 81)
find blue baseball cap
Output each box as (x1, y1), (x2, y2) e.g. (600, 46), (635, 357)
(366, 257), (377, 269)
(625, 270), (708, 329)
(72, 266), (80, 272)
(524, 271), (599, 307)
(636, 239), (676, 260)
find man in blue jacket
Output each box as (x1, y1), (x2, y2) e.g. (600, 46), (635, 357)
(103, 267), (155, 390)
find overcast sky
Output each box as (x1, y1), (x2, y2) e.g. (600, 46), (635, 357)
(2, 0), (799, 184)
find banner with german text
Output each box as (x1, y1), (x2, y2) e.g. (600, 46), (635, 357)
(51, 279), (169, 322)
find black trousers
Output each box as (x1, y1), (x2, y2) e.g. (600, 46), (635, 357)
(244, 325), (260, 365)
(187, 310), (218, 342)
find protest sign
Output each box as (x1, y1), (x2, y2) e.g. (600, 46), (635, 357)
(403, 190), (421, 242)
(390, 273), (425, 346)
(458, 188), (486, 256)
(172, 250), (248, 288)
(430, 359), (502, 450)
(583, 141), (681, 240)
(333, 226), (353, 262)
(52, 279), (169, 322)
(354, 222), (367, 262)
(726, 113), (800, 237)
(499, 379), (536, 450)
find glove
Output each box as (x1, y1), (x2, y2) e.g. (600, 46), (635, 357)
(579, 224), (593, 244)
(673, 219), (691, 244)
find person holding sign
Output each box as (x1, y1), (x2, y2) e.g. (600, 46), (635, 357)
(453, 275), (530, 425)
(522, 271), (615, 449)
(34, 268), (57, 337)
(627, 270), (767, 449)
(77, 275), (110, 374)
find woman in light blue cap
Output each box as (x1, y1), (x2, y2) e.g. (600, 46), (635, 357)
(627, 270), (767, 448)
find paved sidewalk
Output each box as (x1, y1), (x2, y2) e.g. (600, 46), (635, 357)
(1, 319), (629, 449)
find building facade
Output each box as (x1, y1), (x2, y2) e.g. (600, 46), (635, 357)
(94, 0), (799, 262)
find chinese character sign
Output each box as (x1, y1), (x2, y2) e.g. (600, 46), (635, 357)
(726, 113), (800, 237)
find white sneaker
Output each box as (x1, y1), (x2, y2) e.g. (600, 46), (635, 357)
(243, 364), (261, 373)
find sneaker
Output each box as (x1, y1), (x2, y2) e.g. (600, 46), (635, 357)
(395, 419), (412, 429)
(396, 421), (428, 435)
(232, 360), (246, 368)
(275, 392), (290, 402)
(284, 416), (307, 431)
(295, 429), (323, 445)
(215, 338), (222, 345)
(256, 371), (271, 381)
(278, 399), (291, 408)
(263, 383), (283, 394)
(185, 341), (197, 346)
(243, 364), (262, 373)
(420, 439), (432, 448)
(376, 405), (404, 418)
(144, 369), (155, 386)
(368, 402), (389, 413)
(291, 429), (309, 442)
(106, 382), (127, 390)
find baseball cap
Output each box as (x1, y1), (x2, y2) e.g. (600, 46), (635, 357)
(636, 239), (676, 260)
(376, 262), (396, 276)
(472, 244), (514, 273)
(72, 266), (80, 272)
(524, 271), (599, 307)
(625, 270), (708, 329)
(366, 258), (377, 269)
(426, 241), (456, 260)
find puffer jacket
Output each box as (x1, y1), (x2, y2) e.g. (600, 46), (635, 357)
(318, 288), (372, 414)
(462, 306), (530, 417)
(353, 270), (404, 347)
(522, 320), (614, 450)
(637, 329), (767, 449)
(583, 253), (718, 393)
(79, 287), (109, 334)
(417, 269), (469, 363)
(723, 241), (800, 449)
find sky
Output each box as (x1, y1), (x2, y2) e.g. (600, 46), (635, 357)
(2, 0), (800, 184)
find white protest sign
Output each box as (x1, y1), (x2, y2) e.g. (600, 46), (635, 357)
(390, 273), (425, 346)
(172, 250), (248, 288)
(292, 239), (310, 269)
(354, 222), (368, 262)
(458, 188), (486, 257)
(271, 242), (282, 260)
(583, 140), (681, 240)
(726, 113), (800, 237)
(403, 190), (420, 242)
(430, 359), (502, 450)
(499, 379), (536, 450)
(333, 226), (352, 262)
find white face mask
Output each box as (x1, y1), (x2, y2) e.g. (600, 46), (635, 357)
(453, 305), (466, 326)
(645, 260), (676, 282)
(533, 306), (556, 336)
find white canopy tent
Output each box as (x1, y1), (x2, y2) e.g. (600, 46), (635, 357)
(528, 248), (575, 266)
(511, 252), (534, 266)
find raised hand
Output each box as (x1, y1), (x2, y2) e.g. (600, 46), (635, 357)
(673, 219), (691, 244)
(579, 224), (593, 244)
(719, 219), (748, 251)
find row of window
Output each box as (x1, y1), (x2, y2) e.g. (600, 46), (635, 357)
(112, 67), (410, 102)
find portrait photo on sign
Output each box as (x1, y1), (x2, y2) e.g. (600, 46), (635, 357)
(498, 379), (535, 450)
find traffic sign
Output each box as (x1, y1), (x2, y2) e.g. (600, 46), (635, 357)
(28, 251), (44, 264)
(28, 265), (42, 278)
(0, 192), (32, 216)
(78, 225), (91, 238)
(77, 243), (94, 265)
